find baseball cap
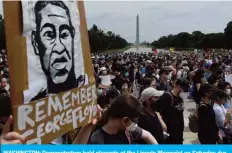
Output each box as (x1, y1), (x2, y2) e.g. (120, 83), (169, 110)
(100, 67), (107, 71)
(140, 87), (164, 103)
(146, 60), (152, 64)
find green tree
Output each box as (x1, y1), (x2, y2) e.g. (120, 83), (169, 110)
(152, 22), (231, 50)
(88, 24), (128, 53)
(191, 31), (204, 48)
(224, 21), (232, 48)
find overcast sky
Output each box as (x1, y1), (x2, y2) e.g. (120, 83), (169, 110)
(84, 1), (232, 43)
(1, 1), (232, 43)
(0, 2), (2, 16)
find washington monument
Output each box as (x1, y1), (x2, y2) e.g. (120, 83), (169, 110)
(136, 14), (139, 47)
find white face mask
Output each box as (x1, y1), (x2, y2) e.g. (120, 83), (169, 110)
(179, 92), (188, 100)
(126, 122), (138, 132)
(98, 89), (103, 96)
(102, 70), (107, 75)
(226, 89), (231, 95)
(167, 74), (171, 81)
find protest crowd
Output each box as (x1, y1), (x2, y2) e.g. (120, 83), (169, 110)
(1, 49), (232, 145)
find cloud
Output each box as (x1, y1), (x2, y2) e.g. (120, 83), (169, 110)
(1, 1), (231, 43)
(85, 1), (232, 43)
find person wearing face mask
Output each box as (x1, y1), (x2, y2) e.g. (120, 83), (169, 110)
(152, 79), (190, 144)
(156, 68), (172, 91)
(213, 89), (232, 144)
(145, 60), (154, 78)
(98, 67), (114, 87)
(198, 84), (221, 144)
(138, 87), (167, 144)
(124, 71), (129, 78)
(89, 95), (157, 144)
(218, 82), (231, 110)
(111, 66), (130, 93)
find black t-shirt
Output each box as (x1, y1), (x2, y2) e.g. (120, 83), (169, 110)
(129, 66), (135, 83)
(135, 72), (142, 84)
(156, 92), (184, 144)
(111, 75), (129, 91)
(138, 110), (164, 144)
(193, 82), (201, 104)
(89, 127), (142, 144)
(198, 102), (218, 144)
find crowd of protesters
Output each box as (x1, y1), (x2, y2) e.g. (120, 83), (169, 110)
(1, 49), (232, 144)
(0, 49), (11, 139)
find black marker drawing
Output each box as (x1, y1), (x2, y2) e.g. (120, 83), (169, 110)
(22, 1), (87, 103)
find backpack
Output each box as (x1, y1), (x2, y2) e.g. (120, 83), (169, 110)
(188, 102), (206, 133)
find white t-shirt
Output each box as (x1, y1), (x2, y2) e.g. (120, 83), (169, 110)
(213, 103), (227, 137)
(99, 75), (113, 86)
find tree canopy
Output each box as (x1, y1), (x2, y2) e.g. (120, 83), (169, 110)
(0, 20), (128, 53)
(88, 24), (128, 53)
(152, 21), (232, 50)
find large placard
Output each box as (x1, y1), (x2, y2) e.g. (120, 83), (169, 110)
(3, 0), (96, 144)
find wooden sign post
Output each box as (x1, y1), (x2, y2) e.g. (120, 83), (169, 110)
(3, 0), (96, 144)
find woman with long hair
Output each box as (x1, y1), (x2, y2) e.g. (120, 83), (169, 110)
(88, 95), (158, 144)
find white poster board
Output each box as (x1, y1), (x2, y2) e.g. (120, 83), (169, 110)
(22, 1), (85, 103)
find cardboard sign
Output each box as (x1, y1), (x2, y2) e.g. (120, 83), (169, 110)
(3, 0), (96, 144)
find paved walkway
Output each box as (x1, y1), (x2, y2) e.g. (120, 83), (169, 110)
(183, 99), (199, 144)
(124, 47), (170, 54)
(124, 47), (152, 54)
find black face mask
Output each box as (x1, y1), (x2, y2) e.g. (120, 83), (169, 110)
(151, 94), (172, 112)
(150, 99), (162, 112)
